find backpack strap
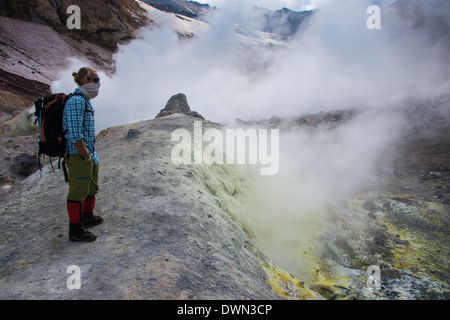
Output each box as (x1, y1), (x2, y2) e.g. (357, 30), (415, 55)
(67, 92), (92, 113)
(61, 157), (69, 183)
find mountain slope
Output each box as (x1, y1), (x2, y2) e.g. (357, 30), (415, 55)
(0, 114), (322, 300)
(0, 0), (150, 50)
(0, 0), (151, 128)
(1, 0), (449, 301)
(141, 0), (212, 19)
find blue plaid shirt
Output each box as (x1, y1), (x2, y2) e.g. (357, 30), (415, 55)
(63, 88), (99, 165)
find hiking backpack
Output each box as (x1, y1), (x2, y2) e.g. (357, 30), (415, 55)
(33, 92), (86, 182)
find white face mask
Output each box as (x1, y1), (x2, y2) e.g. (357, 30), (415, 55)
(79, 81), (101, 100)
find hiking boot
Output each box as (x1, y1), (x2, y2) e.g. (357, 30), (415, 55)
(81, 211), (104, 228)
(69, 223), (97, 242)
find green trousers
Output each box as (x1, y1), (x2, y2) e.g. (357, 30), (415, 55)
(65, 153), (99, 202)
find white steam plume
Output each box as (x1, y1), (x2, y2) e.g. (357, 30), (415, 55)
(52, 0), (449, 132)
(241, 107), (404, 283)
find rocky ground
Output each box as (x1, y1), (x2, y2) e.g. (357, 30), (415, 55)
(207, 94), (450, 300)
(0, 113), (324, 300)
(0, 92), (448, 300)
(312, 97), (450, 299)
(0, 0), (448, 300)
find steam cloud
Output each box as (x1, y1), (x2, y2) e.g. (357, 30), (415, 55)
(52, 0), (449, 131)
(52, 0), (449, 282)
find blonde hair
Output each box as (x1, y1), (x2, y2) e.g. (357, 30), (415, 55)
(72, 67), (97, 86)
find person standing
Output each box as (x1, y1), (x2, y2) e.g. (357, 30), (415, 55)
(63, 67), (103, 242)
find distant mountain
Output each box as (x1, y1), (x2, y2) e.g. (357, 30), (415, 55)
(141, 0), (212, 19)
(142, 1), (315, 38)
(256, 7), (315, 39)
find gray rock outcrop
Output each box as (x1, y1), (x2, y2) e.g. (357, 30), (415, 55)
(0, 0), (150, 50)
(156, 93), (205, 119)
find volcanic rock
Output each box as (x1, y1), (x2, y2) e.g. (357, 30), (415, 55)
(0, 0), (150, 50)
(10, 152), (38, 177)
(156, 93), (204, 119)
